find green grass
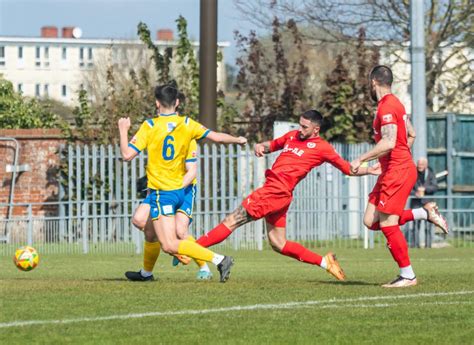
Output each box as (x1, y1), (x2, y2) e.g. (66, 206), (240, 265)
(1, 247), (473, 345)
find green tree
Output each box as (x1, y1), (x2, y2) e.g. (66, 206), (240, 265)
(0, 77), (58, 129)
(236, 0), (473, 113)
(234, 18), (313, 142)
(319, 54), (357, 143)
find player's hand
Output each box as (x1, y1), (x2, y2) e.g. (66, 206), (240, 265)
(350, 158), (362, 174)
(254, 143), (266, 157)
(236, 136), (247, 146)
(118, 117), (131, 132)
(368, 162), (381, 176)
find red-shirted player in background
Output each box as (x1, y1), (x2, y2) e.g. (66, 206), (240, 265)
(351, 65), (448, 288)
(194, 110), (380, 281)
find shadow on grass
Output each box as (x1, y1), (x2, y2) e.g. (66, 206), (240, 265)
(314, 280), (379, 286)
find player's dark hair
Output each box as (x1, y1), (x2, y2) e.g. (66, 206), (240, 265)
(369, 65), (393, 86)
(154, 82), (180, 108)
(301, 110), (323, 126)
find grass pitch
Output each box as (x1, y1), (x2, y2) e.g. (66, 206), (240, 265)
(1, 247), (473, 345)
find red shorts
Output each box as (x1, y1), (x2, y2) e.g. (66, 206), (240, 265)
(368, 164), (417, 216)
(242, 183), (293, 227)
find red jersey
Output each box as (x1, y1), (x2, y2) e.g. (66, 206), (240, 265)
(268, 130), (351, 191)
(373, 94), (413, 171)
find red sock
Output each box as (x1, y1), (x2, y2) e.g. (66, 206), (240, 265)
(196, 223), (232, 248)
(369, 210), (415, 230)
(381, 225), (410, 267)
(399, 209), (414, 225)
(280, 241), (323, 266)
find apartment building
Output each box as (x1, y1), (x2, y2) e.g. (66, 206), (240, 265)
(0, 26), (228, 105)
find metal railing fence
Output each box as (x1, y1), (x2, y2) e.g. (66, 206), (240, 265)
(1, 142), (472, 255)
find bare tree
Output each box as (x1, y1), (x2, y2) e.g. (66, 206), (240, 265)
(235, 0), (473, 112)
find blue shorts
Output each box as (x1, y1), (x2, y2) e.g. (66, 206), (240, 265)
(142, 188), (185, 220)
(142, 185), (197, 220)
(177, 184), (197, 220)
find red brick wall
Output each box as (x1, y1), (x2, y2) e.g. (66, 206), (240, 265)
(0, 129), (65, 216)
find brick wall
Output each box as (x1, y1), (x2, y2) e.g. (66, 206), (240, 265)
(0, 129), (65, 216)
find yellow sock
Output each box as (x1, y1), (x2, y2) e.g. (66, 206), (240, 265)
(187, 235), (207, 268)
(143, 241), (161, 272)
(178, 240), (214, 263)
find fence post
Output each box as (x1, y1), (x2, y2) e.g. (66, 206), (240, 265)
(27, 204), (33, 246)
(82, 202), (89, 253)
(446, 113), (454, 229)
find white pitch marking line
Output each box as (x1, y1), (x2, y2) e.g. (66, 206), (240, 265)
(0, 290), (473, 329)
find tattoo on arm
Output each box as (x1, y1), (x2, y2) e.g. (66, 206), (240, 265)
(262, 141), (271, 153)
(227, 205), (253, 228)
(381, 124), (397, 145)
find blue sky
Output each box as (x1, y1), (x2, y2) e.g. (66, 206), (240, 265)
(0, 0), (264, 64)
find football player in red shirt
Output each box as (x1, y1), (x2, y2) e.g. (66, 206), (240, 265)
(195, 110), (380, 281)
(351, 65), (448, 288)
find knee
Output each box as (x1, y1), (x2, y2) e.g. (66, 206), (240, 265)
(268, 235), (285, 253)
(175, 226), (188, 240)
(159, 241), (175, 255)
(132, 216), (146, 229)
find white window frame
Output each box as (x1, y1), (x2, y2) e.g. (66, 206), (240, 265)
(0, 46), (5, 66)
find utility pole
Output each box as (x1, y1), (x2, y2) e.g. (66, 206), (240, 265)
(199, 0), (218, 130)
(410, 0), (427, 161)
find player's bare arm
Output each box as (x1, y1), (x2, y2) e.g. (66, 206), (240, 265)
(118, 117), (138, 161)
(406, 118), (416, 148)
(182, 161), (197, 188)
(206, 131), (247, 145)
(254, 141), (271, 157)
(223, 205), (253, 229)
(351, 123), (397, 173)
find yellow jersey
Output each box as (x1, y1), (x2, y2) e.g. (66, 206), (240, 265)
(185, 139), (198, 186)
(129, 113), (208, 190)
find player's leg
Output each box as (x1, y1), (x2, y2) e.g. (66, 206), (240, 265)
(364, 200), (447, 232)
(378, 166), (417, 288)
(154, 216), (233, 283)
(132, 203), (150, 229)
(126, 200), (161, 281)
(196, 186), (283, 248)
(175, 212), (212, 280)
(196, 204), (253, 247)
(379, 212), (417, 287)
(265, 212), (345, 281)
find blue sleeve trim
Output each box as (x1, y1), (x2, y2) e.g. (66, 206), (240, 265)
(185, 158), (197, 163)
(128, 143), (141, 153)
(198, 129), (210, 140)
(146, 119), (154, 127)
(185, 116), (190, 124)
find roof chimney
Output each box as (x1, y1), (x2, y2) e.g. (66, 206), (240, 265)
(62, 27), (75, 38)
(157, 29), (173, 41)
(41, 26), (58, 38)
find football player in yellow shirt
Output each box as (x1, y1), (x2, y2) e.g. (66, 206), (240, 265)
(118, 84), (246, 282)
(126, 139), (213, 281)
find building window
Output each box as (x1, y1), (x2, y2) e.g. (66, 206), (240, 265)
(88, 47), (93, 60)
(17, 83), (23, 93)
(35, 46), (41, 67)
(62, 85), (67, 97)
(18, 46), (23, 59)
(62, 47), (67, 60)
(44, 46), (49, 59)
(35, 84), (40, 97)
(79, 47), (85, 67)
(0, 46), (5, 66)
(44, 84), (49, 97)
